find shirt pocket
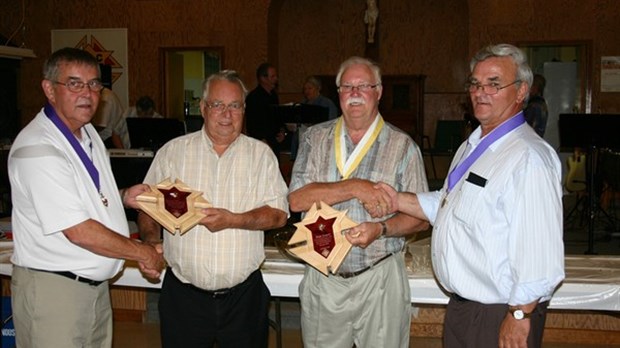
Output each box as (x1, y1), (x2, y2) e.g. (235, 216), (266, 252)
(452, 179), (485, 224)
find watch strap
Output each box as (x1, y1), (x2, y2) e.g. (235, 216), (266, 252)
(509, 306), (532, 320)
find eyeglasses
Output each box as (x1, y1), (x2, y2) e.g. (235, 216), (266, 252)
(52, 79), (104, 93)
(466, 80), (521, 95)
(338, 84), (380, 93)
(206, 101), (244, 114)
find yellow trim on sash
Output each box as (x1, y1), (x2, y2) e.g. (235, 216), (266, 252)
(334, 116), (384, 179)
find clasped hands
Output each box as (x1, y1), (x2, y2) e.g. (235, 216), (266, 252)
(343, 180), (399, 248)
(357, 180), (399, 218)
(138, 241), (165, 279)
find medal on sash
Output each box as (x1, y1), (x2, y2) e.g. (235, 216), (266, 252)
(44, 103), (109, 207)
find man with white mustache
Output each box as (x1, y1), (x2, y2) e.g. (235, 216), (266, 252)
(288, 56), (429, 348)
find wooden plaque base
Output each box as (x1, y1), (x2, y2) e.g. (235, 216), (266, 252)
(287, 201), (358, 275)
(136, 178), (211, 235)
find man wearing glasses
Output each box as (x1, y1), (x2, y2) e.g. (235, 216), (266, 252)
(376, 44), (564, 347)
(288, 56), (429, 348)
(8, 47), (164, 347)
(138, 70), (289, 347)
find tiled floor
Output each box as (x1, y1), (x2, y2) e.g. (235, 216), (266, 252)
(112, 193), (620, 348)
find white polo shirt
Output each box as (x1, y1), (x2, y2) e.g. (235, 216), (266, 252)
(9, 109), (128, 281)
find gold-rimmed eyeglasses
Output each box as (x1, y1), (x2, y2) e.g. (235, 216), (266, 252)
(465, 80), (521, 95)
(337, 84), (380, 93)
(206, 101), (244, 114)
(52, 79), (104, 93)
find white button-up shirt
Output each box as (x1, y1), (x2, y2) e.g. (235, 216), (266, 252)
(418, 121), (565, 306)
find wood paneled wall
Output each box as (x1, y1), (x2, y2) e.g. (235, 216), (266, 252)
(1, 0), (620, 134)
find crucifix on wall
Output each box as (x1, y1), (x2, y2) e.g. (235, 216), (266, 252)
(364, 0), (379, 60)
(364, 0), (379, 44)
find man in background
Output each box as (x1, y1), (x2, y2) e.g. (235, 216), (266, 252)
(245, 62), (285, 154)
(123, 95), (163, 118)
(92, 86), (130, 148)
(524, 73), (549, 137)
(8, 47), (163, 348)
(139, 70), (288, 347)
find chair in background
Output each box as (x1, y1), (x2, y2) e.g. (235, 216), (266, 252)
(422, 120), (466, 180)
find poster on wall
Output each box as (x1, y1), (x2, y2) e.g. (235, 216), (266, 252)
(601, 56), (620, 92)
(51, 28), (128, 108)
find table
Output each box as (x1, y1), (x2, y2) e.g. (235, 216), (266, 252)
(2, 240), (620, 347)
(2, 243), (618, 311)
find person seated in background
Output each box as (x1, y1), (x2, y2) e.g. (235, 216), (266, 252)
(92, 87), (131, 149)
(302, 76), (338, 120)
(290, 76), (340, 159)
(123, 96), (163, 118)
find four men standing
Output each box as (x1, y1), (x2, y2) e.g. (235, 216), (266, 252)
(8, 44), (565, 348)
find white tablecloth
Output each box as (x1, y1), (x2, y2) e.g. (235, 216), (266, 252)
(0, 242), (618, 311)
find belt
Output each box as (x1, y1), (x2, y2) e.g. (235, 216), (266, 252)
(336, 253), (393, 279)
(168, 267), (258, 299)
(32, 269), (104, 287)
(451, 293), (471, 302)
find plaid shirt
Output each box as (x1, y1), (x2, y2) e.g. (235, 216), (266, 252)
(289, 116), (428, 273)
(144, 131), (289, 290)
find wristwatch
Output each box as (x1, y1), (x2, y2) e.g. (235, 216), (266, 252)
(509, 306), (531, 320)
(379, 221), (388, 237)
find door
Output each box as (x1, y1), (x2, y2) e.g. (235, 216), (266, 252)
(165, 52), (184, 119)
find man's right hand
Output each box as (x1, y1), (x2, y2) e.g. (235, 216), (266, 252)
(138, 242), (165, 279)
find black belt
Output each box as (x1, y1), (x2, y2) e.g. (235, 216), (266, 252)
(451, 293), (471, 302)
(336, 253), (393, 279)
(32, 269), (104, 287)
(168, 267), (259, 299)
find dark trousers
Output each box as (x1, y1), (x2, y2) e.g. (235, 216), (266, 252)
(159, 268), (271, 348)
(444, 295), (549, 348)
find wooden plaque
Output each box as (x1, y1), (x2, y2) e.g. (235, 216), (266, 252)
(136, 178), (211, 235)
(287, 201), (358, 275)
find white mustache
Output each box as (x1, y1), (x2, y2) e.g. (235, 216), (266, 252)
(346, 97), (365, 106)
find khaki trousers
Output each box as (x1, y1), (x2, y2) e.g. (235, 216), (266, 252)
(300, 253), (411, 348)
(11, 266), (113, 348)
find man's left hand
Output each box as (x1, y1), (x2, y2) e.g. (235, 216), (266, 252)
(499, 314), (530, 348)
(343, 221), (382, 248)
(200, 207), (234, 232)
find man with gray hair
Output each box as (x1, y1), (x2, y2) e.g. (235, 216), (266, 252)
(289, 56), (429, 347)
(302, 75), (338, 120)
(9, 47), (163, 348)
(138, 70), (289, 347)
(376, 44), (564, 347)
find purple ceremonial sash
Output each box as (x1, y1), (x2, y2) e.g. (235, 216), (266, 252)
(447, 112), (526, 191)
(44, 102), (101, 193)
